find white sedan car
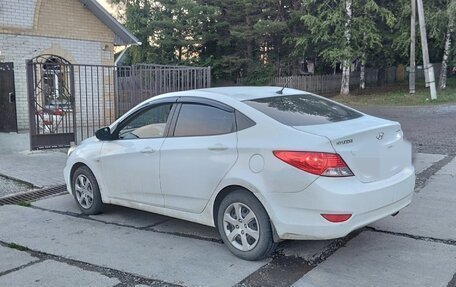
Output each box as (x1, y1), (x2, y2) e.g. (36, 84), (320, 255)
(64, 87), (415, 260)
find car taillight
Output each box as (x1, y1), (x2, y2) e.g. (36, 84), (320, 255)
(273, 151), (354, 177)
(321, 213), (352, 223)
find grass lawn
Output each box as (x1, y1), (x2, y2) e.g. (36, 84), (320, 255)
(332, 77), (456, 106)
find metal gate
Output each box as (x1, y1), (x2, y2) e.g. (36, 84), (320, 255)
(27, 55), (76, 150)
(27, 56), (130, 150)
(0, 62), (18, 132)
(27, 57), (211, 150)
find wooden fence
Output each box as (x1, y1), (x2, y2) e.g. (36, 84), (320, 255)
(271, 64), (441, 95)
(404, 63), (441, 80)
(116, 64), (211, 116)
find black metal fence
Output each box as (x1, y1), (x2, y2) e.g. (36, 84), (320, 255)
(73, 64), (119, 142)
(117, 64), (211, 115)
(27, 58), (211, 149)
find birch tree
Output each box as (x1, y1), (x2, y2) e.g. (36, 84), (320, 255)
(360, 49), (367, 89)
(340, 0), (352, 95)
(301, 0), (394, 95)
(301, 0), (354, 95)
(439, 0), (456, 90)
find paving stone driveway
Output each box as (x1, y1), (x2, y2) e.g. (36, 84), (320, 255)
(0, 152), (455, 287)
(0, 133), (67, 188)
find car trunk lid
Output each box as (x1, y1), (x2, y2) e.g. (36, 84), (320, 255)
(293, 116), (412, 183)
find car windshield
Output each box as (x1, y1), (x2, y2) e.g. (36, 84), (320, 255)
(243, 94), (362, 126)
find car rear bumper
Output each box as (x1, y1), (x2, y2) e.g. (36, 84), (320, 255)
(267, 167), (415, 240)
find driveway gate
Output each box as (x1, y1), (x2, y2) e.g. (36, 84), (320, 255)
(27, 55), (76, 150)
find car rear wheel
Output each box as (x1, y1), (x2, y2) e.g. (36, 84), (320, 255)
(72, 166), (104, 215)
(217, 190), (277, 260)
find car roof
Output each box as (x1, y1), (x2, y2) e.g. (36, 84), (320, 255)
(196, 86), (306, 101)
(140, 86), (311, 107)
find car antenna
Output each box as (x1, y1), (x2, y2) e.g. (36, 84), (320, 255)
(276, 77), (291, 94)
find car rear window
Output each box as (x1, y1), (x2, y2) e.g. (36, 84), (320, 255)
(244, 94), (362, 126)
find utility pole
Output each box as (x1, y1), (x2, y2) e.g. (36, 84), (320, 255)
(416, 0), (437, 99)
(409, 0), (416, 94)
(416, 0), (429, 88)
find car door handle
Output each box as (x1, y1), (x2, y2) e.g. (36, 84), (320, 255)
(208, 144), (228, 151)
(140, 147), (156, 154)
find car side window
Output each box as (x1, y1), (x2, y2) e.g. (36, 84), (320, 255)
(173, 104), (235, 137)
(235, 110), (256, 131)
(118, 104), (173, 139)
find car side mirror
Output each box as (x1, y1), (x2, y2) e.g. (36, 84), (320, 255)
(95, 127), (112, 141)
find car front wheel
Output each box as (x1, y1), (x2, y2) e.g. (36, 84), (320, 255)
(72, 166), (104, 215)
(217, 190), (277, 261)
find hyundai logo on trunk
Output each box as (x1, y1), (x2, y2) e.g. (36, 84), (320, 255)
(376, 132), (384, 140)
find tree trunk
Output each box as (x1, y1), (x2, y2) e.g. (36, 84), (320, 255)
(439, 22), (453, 90)
(341, 62), (350, 95)
(340, 0), (352, 96)
(360, 57), (366, 89)
(409, 0), (416, 94)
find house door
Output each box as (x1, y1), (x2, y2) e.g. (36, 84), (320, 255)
(0, 62), (18, 132)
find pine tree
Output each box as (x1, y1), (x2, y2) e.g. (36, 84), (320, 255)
(111, 0), (217, 64)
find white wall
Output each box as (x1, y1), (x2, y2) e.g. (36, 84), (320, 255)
(0, 0), (37, 30)
(0, 34), (109, 130)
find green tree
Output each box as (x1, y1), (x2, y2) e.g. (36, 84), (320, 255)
(109, 0), (452, 91)
(300, 0), (394, 95)
(111, 0), (217, 64)
(198, 0), (295, 84)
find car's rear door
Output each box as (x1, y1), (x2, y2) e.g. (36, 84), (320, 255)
(99, 102), (176, 207)
(160, 98), (238, 213)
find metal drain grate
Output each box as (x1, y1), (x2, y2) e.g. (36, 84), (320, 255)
(0, 185), (67, 206)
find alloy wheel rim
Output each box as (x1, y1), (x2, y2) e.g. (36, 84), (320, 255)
(74, 174), (94, 209)
(223, 202), (260, 251)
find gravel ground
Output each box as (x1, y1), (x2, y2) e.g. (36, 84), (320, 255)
(356, 104), (456, 155)
(0, 176), (33, 198)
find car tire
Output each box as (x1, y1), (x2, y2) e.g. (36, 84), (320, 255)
(217, 189), (277, 261)
(72, 165), (104, 215)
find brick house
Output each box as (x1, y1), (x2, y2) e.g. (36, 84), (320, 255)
(0, 0), (140, 133)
